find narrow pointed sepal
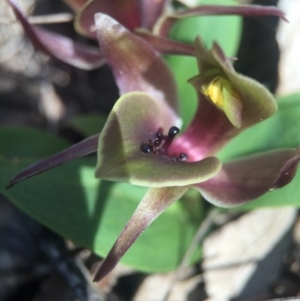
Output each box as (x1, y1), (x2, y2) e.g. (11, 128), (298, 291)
(153, 5), (286, 37)
(134, 29), (195, 56)
(195, 148), (300, 207)
(7, 134), (99, 188)
(93, 186), (188, 282)
(95, 92), (222, 187)
(8, 0), (105, 70)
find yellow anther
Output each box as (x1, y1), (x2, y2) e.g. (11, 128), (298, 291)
(201, 75), (242, 127)
(201, 76), (226, 109)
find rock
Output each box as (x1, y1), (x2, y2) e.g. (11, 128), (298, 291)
(277, 0), (300, 95)
(203, 208), (296, 301)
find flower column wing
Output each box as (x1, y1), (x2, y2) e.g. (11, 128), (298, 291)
(193, 37), (277, 128)
(195, 148), (300, 207)
(169, 37), (278, 160)
(95, 92), (221, 187)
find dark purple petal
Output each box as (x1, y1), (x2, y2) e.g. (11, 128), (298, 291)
(169, 92), (236, 162)
(140, 0), (167, 30)
(93, 186), (187, 282)
(7, 135), (99, 188)
(194, 148), (300, 207)
(75, 0), (141, 39)
(135, 29), (195, 56)
(154, 5), (287, 37)
(8, 0), (105, 70)
(94, 13), (179, 115)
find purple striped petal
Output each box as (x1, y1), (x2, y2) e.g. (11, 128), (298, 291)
(94, 13), (179, 116)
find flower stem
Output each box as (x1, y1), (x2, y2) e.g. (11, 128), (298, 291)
(162, 208), (220, 301)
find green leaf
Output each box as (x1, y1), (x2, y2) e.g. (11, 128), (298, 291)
(0, 126), (70, 159)
(67, 114), (107, 137)
(0, 127), (203, 272)
(1, 159), (203, 271)
(165, 0), (242, 129)
(218, 93), (300, 161)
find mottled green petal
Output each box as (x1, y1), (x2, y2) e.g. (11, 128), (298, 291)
(93, 186), (188, 282)
(95, 92), (221, 187)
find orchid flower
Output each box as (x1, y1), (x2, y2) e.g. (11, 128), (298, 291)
(7, 0), (286, 69)
(7, 14), (300, 282)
